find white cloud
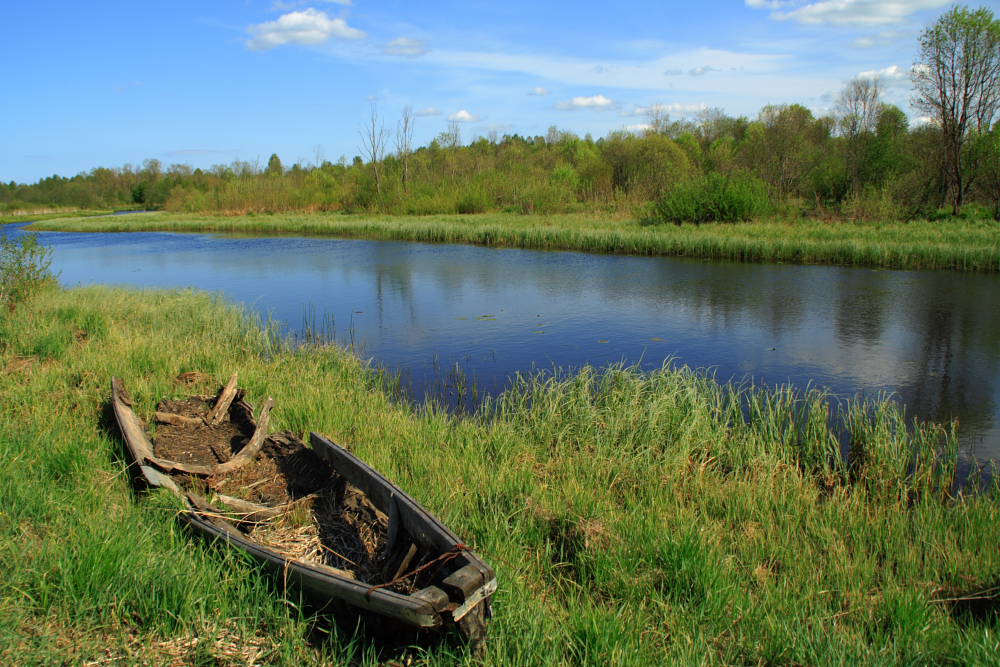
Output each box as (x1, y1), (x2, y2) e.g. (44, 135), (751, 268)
(419, 47), (801, 98)
(852, 30), (904, 48)
(688, 65), (719, 76)
(623, 123), (652, 133)
(449, 109), (481, 122)
(529, 86), (550, 96)
(413, 107), (442, 117)
(857, 64), (908, 80)
(271, 0), (352, 9)
(747, 0), (951, 26)
(385, 37), (428, 58)
(247, 9), (365, 51)
(555, 94), (616, 110)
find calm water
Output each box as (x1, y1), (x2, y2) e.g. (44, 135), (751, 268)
(7, 222), (1000, 458)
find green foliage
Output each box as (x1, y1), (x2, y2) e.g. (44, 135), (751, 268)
(0, 232), (55, 312)
(456, 186), (491, 214)
(647, 173), (771, 224)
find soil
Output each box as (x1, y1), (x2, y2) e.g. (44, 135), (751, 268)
(153, 397), (253, 466)
(148, 394), (393, 584)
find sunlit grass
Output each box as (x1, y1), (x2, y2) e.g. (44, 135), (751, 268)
(0, 285), (998, 664)
(30, 211), (1000, 272)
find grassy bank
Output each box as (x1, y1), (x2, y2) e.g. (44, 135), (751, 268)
(28, 211), (1000, 272)
(0, 209), (119, 225)
(1, 285), (999, 664)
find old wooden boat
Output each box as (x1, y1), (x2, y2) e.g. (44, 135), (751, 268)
(110, 375), (495, 644)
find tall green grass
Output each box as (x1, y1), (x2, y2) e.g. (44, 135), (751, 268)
(0, 285), (998, 664)
(31, 211), (1000, 272)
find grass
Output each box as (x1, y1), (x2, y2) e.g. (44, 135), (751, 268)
(1, 285), (999, 664)
(0, 209), (119, 225)
(28, 210), (1000, 272)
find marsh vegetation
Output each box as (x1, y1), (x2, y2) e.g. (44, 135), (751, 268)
(0, 272), (998, 663)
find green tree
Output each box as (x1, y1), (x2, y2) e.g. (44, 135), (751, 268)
(266, 153), (284, 176)
(913, 5), (1000, 214)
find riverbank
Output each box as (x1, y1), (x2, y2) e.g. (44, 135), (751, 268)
(0, 209), (118, 224)
(1, 284), (998, 664)
(28, 211), (1000, 272)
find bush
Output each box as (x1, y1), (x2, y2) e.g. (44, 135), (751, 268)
(1, 232), (55, 312)
(841, 187), (903, 221)
(456, 187), (491, 214)
(646, 172), (771, 224)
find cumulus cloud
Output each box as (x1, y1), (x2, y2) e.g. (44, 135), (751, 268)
(247, 9), (365, 51)
(449, 109), (481, 122)
(385, 37), (428, 57)
(857, 64), (908, 80)
(529, 86), (550, 96)
(555, 94), (616, 110)
(746, 0), (951, 26)
(413, 107), (442, 117)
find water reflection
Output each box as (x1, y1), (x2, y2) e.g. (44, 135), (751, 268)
(6, 223), (999, 458)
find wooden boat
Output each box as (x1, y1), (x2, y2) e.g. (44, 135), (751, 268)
(110, 375), (495, 644)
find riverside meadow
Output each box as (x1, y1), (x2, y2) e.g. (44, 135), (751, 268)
(1, 282), (999, 664)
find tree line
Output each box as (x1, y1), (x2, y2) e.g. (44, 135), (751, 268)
(4, 5), (999, 222)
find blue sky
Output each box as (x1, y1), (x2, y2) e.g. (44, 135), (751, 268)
(4, 0), (997, 184)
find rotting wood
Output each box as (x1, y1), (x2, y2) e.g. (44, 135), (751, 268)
(206, 373), (238, 425)
(412, 585), (451, 612)
(147, 398), (274, 476)
(154, 411), (204, 428)
(111, 378), (156, 463)
(441, 564), (487, 602)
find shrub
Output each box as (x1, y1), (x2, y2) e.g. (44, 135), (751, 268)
(646, 172), (771, 224)
(1, 232), (55, 312)
(456, 187), (491, 214)
(841, 187), (903, 221)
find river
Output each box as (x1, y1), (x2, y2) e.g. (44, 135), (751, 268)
(6, 222), (1000, 459)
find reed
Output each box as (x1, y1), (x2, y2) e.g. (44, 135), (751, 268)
(0, 285), (998, 664)
(30, 211), (1000, 272)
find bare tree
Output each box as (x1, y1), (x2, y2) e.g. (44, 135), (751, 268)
(395, 106), (414, 190)
(645, 105), (670, 136)
(836, 77), (882, 138)
(836, 77), (882, 195)
(358, 105), (387, 196)
(443, 119), (462, 148)
(913, 5), (1000, 214)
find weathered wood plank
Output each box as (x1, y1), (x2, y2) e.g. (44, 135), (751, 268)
(412, 585), (452, 612)
(154, 411), (204, 428)
(441, 564), (486, 601)
(146, 397), (274, 476)
(206, 373), (238, 425)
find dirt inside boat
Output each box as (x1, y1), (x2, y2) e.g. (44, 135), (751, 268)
(150, 395), (400, 588)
